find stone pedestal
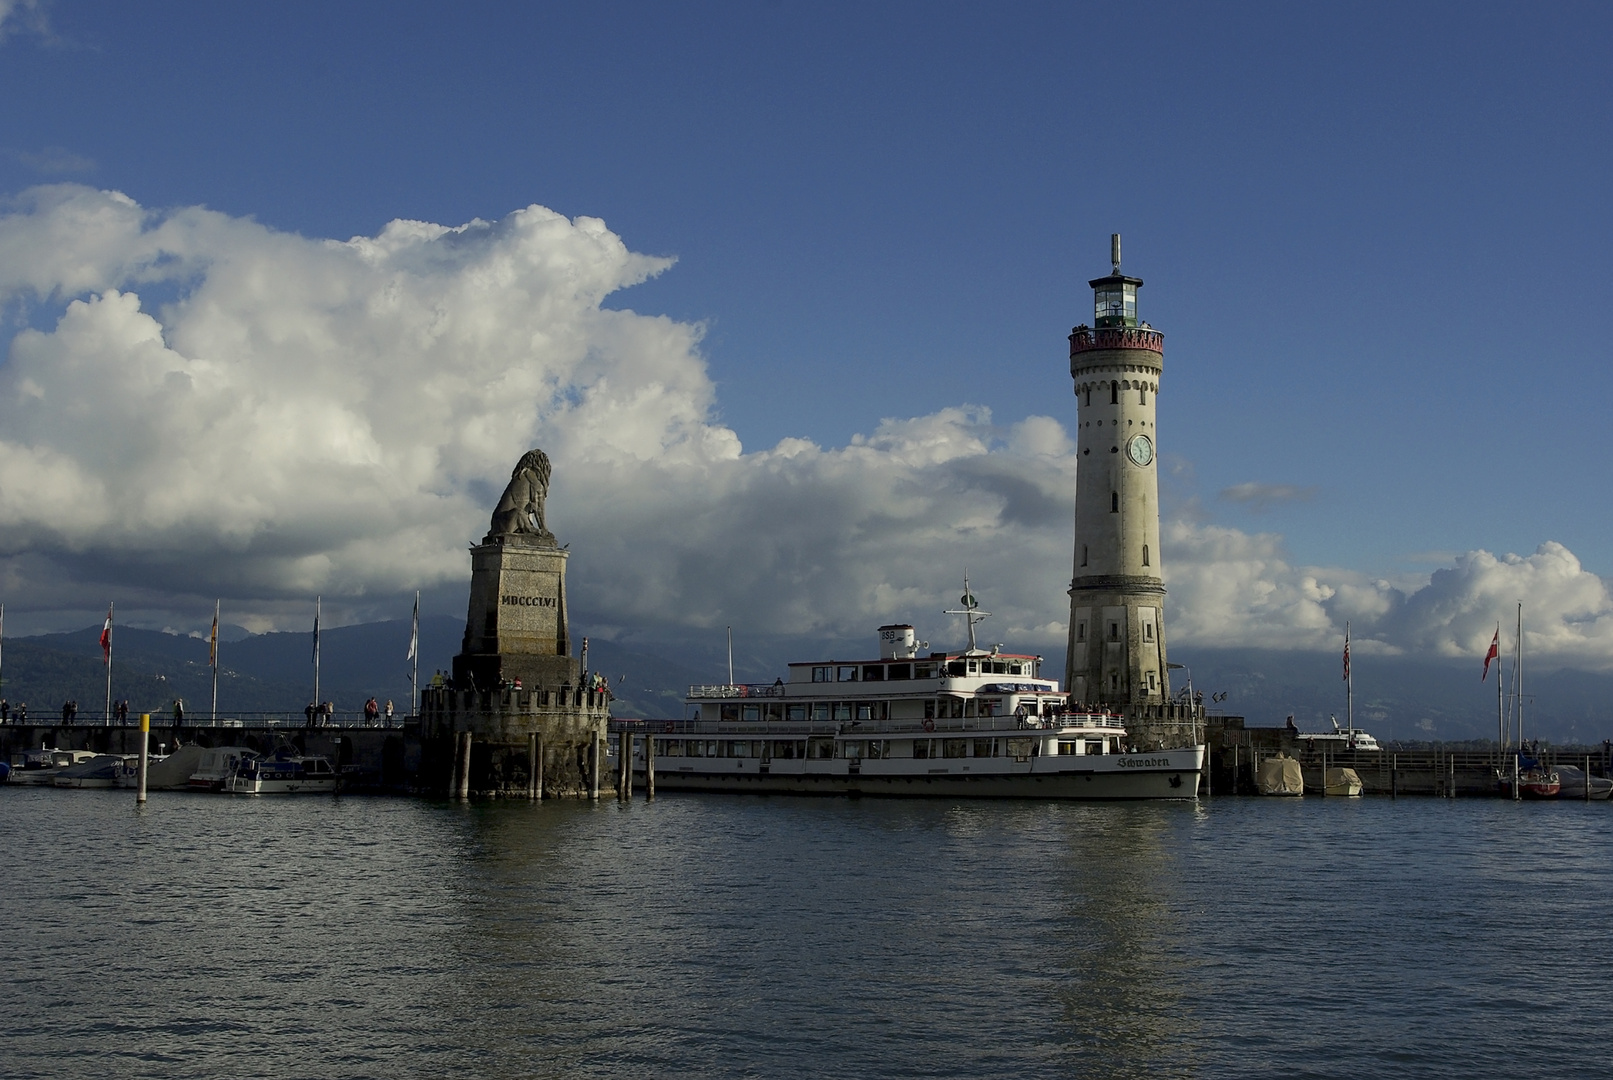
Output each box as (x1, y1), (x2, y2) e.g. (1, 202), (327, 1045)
(452, 536), (578, 693)
(420, 685), (610, 798)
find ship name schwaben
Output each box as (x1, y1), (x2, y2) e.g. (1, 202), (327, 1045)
(1118, 756), (1171, 768)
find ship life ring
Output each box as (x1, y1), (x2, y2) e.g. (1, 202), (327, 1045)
(922, 718), (935, 732)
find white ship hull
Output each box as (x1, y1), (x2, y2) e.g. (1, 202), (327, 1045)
(638, 747), (1203, 800)
(224, 775), (339, 795)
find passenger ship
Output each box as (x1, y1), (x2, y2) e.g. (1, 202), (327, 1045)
(632, 599), (1204, 800)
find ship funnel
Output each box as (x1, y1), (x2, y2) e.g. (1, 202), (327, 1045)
(878, 624), (917, 660)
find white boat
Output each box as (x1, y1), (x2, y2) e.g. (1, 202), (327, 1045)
(1548, 764), (1612, 801)
(53, 754), (134, 789)
(5, 748), (99, 785)
(223, 753), (339, 794)
(635, 614), (1203, 800)
(1295, 717), (1381, 753)
(186, 746), (257, 791)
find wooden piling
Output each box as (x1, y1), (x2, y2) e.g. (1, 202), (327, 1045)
(455, 730), (473, 799)
(534, 730), (544, 801)
(619, 730), (633, 800)
(1391, 753), (1397, 799)
(449, 728), (464, 796)
(527, 731), (539, 800)
(645, 730), (655, 801)
(590, 735), (600, 800)
(1588, 755), (1593, 804)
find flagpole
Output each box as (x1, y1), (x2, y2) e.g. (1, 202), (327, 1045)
(314, 595), (321, 711)
(1344, 621), (1352, 733)
(211, 599), (220, 722)
(105, 601), (114, 726)
(410, 590), (420, 718)
(1495, 622), (1503, 763)
(0, 602), (5, 705)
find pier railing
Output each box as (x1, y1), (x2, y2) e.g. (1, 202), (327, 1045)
(0, 711), (418, 730)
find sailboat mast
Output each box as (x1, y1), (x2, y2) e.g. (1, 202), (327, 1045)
(1516, 602), (1524, 749)
(1496, 621), (1504, 762)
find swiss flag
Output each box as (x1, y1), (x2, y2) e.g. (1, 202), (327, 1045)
(1482, 628), (1499, 681)
(99, 604), (113, 664)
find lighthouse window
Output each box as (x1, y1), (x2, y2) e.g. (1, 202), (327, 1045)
(1081, 545), (1088, 566)
(1139, 386), (1147, 404)
(1144, 623), (1154, 642)
(1110, 382), (1119, 405)
(1110, 673), (1119, 690)
(1077, 622), (1086, 642)
(1111, 492), (1119, 513)
(1109, 622), (1120, 641)
(1148, 672), (1157, 689)
(1142, 544), (1150, 566)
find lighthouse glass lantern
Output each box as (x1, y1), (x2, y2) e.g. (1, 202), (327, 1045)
(1093, 278), (1138, 328)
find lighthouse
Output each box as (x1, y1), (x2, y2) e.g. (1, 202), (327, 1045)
(1065, 235), (1184, 736)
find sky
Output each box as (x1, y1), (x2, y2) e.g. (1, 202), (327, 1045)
(1, 0), (1612, 673)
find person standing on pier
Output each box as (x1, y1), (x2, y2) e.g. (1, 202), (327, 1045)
(384, 699), (394, 724)
(1, 699), (8, 722)
(173, 698), (185, 726)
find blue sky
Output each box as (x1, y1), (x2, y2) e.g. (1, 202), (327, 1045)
(1, 1), (1611, 668)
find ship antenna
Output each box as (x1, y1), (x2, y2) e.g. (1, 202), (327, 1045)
(943, 572), (992, 654)
(1111, 232), (1121, 275)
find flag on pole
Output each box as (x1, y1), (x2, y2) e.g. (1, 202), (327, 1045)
(1341, 631), (1350, 682)
(407, 594), (419, 663)
(100, 604), (113, 664)
(1482, 627), (1499, 681)
(312, 603), (320, 661)
(210, 606), (219, 668)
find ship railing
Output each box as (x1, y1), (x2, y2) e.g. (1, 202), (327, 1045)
(686, 683), (788, 699)
(611, 714), (1124, 736)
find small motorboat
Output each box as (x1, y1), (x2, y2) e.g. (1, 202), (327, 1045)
(224, 752), (338, 794)
(1257, 754), (1304, 796)
(53, 754), (132, 788)
(1548, 764), (1612, 800)
(6, 748), (99, 785)
(187, 747), (257, 792)
(1519, 766), (1561, 799)
(1324, 766), (1363, 797)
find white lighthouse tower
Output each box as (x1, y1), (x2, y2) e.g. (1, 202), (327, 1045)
(1064, 236), (1197, 745)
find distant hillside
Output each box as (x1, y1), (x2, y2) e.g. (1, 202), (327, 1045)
(9, 620), (1609, 741)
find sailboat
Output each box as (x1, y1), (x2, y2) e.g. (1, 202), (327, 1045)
(1498, 603), (1561, 798)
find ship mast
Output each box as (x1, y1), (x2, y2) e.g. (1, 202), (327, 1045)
(944, 574), (992, 655)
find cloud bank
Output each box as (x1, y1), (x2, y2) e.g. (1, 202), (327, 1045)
(1, 185), (1610, 668)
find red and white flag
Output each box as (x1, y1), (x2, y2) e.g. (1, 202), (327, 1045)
(1342, 630), (1351, 682)
(99, 604), (113, 665)
(1482, 627), (1499, 681)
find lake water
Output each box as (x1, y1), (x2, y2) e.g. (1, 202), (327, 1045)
(2, 788), (1610, 1079)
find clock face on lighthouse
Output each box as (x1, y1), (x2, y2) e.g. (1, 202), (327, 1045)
(1126, 434), (1154, 467)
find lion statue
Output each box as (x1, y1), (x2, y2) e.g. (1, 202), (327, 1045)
(485, 448), (556, 543)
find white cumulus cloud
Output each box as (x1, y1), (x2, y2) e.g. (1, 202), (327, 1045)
(2, 184), (1611, 672)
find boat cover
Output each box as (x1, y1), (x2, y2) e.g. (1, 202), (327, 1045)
(1257, 754), (1304, 796)
(145, 744), (207, 790)
(1324, 766), (1363, 795)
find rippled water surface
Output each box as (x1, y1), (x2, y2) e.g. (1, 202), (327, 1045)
(3, 788), (1610, 1079)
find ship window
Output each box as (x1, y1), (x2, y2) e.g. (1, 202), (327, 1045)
(1088, 741), (1104, 755)
(812, 703), (831, 721)
(861, 665), (885, 681)
(1058, 741), (1077, 755)
(1111, 492), (1119, 513)
(811, 666), (831, 683)
(914, 662), (937, 679)
(786, 704), (807, 721)
(771, 740), (794, 759)
(1109, 623), (1119, 641)
(942, 739), (967, 758)
(856, 703), (873, 721)
(837, 666), (858, 682)
(1008, 663), (1023, 675)
(833, 702), (852, 721)
(742, 705), (761, 722)
(964, 699), (977, 718)
(888, 663), (911, 680)
(947, 661), (967, 677)
(808, 737), (835, 759)
(951, 698), (964, 719)
(868, 740), (885, 759)
(924, 699), (936, 720)
(967, 661), (978, 673)
(973, 739), (993, 758)
(765, 703), (782, 720)
(1142, 544), (1150, 567)
(842, 740), (865, 760)
(721, 704), (739, 721)
(913, 739), (931, 759)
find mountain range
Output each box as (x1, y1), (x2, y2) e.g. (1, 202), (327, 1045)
(3, 621), (1609, 744)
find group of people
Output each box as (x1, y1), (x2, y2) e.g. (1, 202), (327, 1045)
(0, 699), (25, 723)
